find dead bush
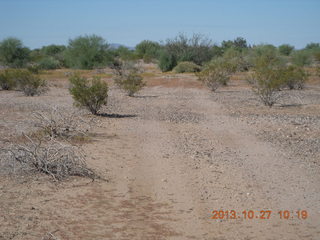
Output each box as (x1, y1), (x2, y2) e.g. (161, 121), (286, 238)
(3, 134), (98, 181)
(32, 107), (94, 141)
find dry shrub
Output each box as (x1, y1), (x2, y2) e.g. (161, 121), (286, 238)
(112, 60), (145, 97)
(32, 107), (94, 141)
(3, 134), (97, 181)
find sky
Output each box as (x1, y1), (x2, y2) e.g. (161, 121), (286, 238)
(0, 0), (319, 49)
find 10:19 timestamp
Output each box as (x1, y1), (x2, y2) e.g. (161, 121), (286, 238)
(211, 210), (308, 220)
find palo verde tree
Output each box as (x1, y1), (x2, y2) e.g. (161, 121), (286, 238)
(159, 33), (213, 71)
(278, 44), (294, 56)
(135, 40), (162, 62)
(0, 37), (30, 68)
(64, 35), (111, 69)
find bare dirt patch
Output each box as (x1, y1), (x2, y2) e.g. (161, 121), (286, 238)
(1, 69), (320, 239)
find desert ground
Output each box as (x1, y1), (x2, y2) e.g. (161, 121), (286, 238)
(0, 64), (320, 240)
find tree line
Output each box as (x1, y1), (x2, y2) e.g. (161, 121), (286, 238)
(0, 34), (319, 71)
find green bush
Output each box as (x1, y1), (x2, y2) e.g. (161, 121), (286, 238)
(69, 74), (108, 115)
(197, 58), (236, 91)
(116, 72), (145, 97)
(113, 61), (145, 97)
(64, 35), (112, 69)
(173, 61), (201, 73)
(223, 47), (251, 71)
(0, 69), (46, 95)
(317, 66), (320, 77)
(0, 38), (30, 68)
(158, 50), (176, 72)
(16, 70), (47, 96)
(278, 44), (294, 56)
(248, 63), (284, 107)
(281, 65), (307, 90)
(291, 50), (312, 67)
(38, 57), (60, 70)
(249, 44), (284, 68)
(0, 69), (18, 90)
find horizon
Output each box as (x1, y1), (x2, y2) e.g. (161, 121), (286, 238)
(0, 0), (319, 50)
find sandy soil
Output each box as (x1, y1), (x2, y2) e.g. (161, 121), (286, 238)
(0, 72), (320, 239)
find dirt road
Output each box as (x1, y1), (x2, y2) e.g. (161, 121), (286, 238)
(1, 86), (319, 239)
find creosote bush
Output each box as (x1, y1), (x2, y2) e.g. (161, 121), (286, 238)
(69, 74), (108, 115)
(248, 66), (283, 107)
(0, 69), (18, 90)
(281, 65), (307, 90)
(196, 58), (237, 91)
(112, 60), (145, 97)
(0, 68), (46, 95)
(173, 61), (201, 73)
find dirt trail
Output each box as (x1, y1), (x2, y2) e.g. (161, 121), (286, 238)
(1, 87), (319, 240)
(76, 87), (319, 239)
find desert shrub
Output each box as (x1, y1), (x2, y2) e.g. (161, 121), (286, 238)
(197, 58), (237, 91)
(249, 44), (284, 68)
(64, 35), (112, 69)
(248, 63), (285, 107)
(0, 37), (30, 68)
(27, 64), (40, 74)
(38, 57), (60, 70)
(173, 61), (201, 73)
(113, 60), (145, 96)
(0, 69), (18, 90)
(158, 50), (176, 72)
(32, 107), (94, 140)
(16, 70), (47, 96)
(317, 66), (320, 77)
(278, 44), (294, 56)
(69, 74), (108, 115)
(291, 50), (312, 67)
(223, 47), (251, 71)
(0, 69), (46, 95)
(281, 65), (308, 90)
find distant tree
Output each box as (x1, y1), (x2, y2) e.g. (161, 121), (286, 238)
(221, 37), (248, 52)
(0, 37), (30, 68)
(278, 44), (294, 56)
(158, 33), (213, 71)
(41, 44), (66, 56)
(305, 43), (320, 50)
(110, 46), (137, 61)
(233, 37), (248, 51)
(135, 40), (161, 61)
(64, 35), (111, 69)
